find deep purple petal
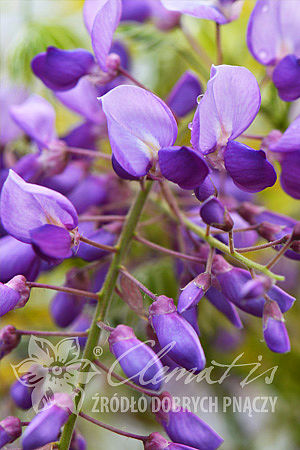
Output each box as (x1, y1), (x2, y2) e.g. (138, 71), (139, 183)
(0, 235), (40, 283)
(167, 71), (202, 118)
(101, 85), (177, 177)
(112, 154), (140, 180)
(121, 0), (151, 22)
(31, 47), (95, 91)
(149, 296), (206, 372)
(200, 196), (233, 231)
(224, 141), (276, 192)
(10, 95), (56, 148)
(109, 325), (164, 391)
(194, 176), (216, 202)
(55, 77), (106, 125)
(263, 318), (290, 353)
(62, 122), (100, 152)
(273, 55), (300, 102)
(68, 175), (107, 214)
(280, 151), (300, 199)
(0, 170), (78, 243)
(159, 146), (209, 189)
(162, 409), (224, 450)
(76, 223), (116, 261)
(180, 306), (201, 336)
(191, 65), (261, 154)
(269, 115), (300, 153)
(30, 224), (72, 260)
(51, 292), (85, 328)
(91, 0), (122, 71)
(41, 162), (86, 195)
(22, 405), (69, 450)
(206, 286), (243, 328)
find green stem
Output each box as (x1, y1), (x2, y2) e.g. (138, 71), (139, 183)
(58, 181), (153, 449)
(182, 216), (284, 281)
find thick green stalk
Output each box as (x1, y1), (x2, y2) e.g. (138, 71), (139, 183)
(59, 181), (153, 449)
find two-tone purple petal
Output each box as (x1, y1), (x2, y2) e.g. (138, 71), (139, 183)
(0, 170), (78, 243)
(101, 85), (177, 177)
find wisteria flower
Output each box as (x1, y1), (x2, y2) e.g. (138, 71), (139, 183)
(32, 0), (123, 92)
(0, 170), (78, 261)
(247, 0), (300, 101)
(191, 64), (276, 192)
(101, 85), (209, 187)
(161, 0), (245, 24)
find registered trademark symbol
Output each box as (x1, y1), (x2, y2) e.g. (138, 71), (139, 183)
(93, 346), (103, 357)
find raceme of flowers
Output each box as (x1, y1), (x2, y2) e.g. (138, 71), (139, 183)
(0, 0), (300, 449)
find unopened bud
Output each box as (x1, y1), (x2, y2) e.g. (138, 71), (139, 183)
(0, 325), (20, 359)
(200, 196), (233, 232)
(178, 272), (211, 313)
(263, 300), (290, 353)
(6, 275), (30, 309)
(0, 416), (22, 447)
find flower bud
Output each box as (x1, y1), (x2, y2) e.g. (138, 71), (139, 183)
(108, 325), (164, 391)
(180, 306), (201, 336)
(291, 222), (300, 241)
(200, 197), (233, 232)
(263, 300), (290, 353)
(149, 296), (206, 373)
(0, 275), (30, 317)
(178, 273), (211, 313)
(155, 393), (223, 450)
(10, 376), (33, 410)
(0, 416), (22, 448)
(215, 266), (295, 317)
(241, 276), (273, 300)
(144, 432), (199, 450)
(70, 430), (86, 450)
(51, 269), (90, 328)
(257, 221), (286, 242)
(194, 177), (217, 202)
(144, 432), (169, 450)
(6, 275), (30, 308)
(0, 325), (20, 359)
(22, 393), (73, 450)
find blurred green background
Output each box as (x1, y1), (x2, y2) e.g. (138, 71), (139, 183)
(0, 1), (300, 449)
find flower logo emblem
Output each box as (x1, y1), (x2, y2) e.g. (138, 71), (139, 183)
(11, 336), (101, 412)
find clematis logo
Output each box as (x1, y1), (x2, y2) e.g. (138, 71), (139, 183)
(11, 336), (100, 413)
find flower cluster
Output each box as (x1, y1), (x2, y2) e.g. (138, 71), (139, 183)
(0, 0), (299, 449)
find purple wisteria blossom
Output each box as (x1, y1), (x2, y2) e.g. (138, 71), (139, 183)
(247, 0), (300, 101)
(155, 392), (223, 450)
(191, 64), (276, 192)
(22, 393), (73, 450)
(101, 85), (209, 187)
(167, 71), (202, 118)
(108, 324), (164, 391)
(161, 0), (244, 24)
(149, 296), (206, 372)
(0, 170), (78, 261)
